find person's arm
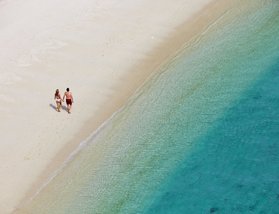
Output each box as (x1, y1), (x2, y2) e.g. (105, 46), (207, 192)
(63, 93), (66, 101)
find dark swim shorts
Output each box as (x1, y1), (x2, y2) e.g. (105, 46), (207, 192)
(66, 99), (72, 105)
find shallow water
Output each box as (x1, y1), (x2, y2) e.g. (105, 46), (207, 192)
(24, 1), (279, 213)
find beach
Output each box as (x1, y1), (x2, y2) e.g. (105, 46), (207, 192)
(2, 0), (278, 213)
(0, 0), (223, 212)
(13, 0), (279, 212)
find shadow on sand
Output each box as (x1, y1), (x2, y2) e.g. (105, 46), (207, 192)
(49, 103), (68, 112)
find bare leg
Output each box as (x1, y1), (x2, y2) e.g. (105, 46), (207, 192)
(56, 102), (60, 112)
(57, 102), (61, 112)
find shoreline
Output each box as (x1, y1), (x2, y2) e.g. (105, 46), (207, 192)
(15, 0), (238, 212)
(0, 0), (238, 213)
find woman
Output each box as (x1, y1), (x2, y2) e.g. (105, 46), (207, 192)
(54, 89), (62, 112)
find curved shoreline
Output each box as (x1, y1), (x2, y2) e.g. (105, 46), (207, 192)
(0, 0), (240, 213)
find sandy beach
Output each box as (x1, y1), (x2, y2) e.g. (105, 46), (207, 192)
(0, 0), (239, 212)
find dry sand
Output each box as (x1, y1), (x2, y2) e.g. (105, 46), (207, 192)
(0, 0), (236, 212)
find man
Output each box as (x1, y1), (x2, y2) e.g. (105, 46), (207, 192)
(63, 88), (74, 113)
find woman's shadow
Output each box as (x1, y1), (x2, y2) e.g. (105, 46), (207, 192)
(49, 103), (68, 112)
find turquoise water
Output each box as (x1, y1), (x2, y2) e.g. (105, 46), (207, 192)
(24, 1), (279, 213)
(146, 61), (279, 214)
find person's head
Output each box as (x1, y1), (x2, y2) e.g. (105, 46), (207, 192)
(66, 88), (70, 92)
(55, 89), (59, 96)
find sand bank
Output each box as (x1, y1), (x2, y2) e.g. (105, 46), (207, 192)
(0, 0), (236, 212)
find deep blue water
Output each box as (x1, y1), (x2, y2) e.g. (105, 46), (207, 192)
(146, 61), (279, 214)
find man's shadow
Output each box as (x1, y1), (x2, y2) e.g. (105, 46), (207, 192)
(49, 103), (68, 112)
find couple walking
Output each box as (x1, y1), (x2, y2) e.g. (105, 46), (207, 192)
(54, 88), (74, 113)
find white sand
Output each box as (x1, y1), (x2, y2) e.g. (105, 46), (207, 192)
(0, 0), (215, 212)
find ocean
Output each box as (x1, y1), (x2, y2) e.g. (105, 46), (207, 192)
(24, 0), (279, 213)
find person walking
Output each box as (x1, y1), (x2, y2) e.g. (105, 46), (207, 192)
(54, 89), (62, 112)
(63, 88), (74, 114)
